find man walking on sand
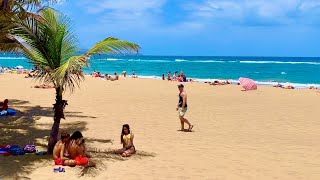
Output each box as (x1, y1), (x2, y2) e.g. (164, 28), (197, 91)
(176, 84), (194, 131)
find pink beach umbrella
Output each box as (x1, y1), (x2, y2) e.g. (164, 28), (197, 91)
(239, 77), (257, 91)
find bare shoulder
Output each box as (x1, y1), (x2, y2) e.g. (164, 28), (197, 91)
(55, 140), (63, 147)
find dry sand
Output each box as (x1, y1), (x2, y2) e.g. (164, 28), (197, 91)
(0, 73), (320, 180)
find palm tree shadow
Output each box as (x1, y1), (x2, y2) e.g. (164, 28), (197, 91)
(0, 99), (155, 178)
(0, 99), (96, 179)
(74, 148), (156, 178)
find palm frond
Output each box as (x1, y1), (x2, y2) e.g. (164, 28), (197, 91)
(87, 37), (140, 56)
(52, 55), (88, 92)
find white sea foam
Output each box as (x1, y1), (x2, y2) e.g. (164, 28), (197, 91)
(240, 61), (320, 65)
(281, 72), (287, 75)
(107, 58), (119, 61)
(175, 59), (187, 62)
(0, 57), (27, 60)
(128, 59), (171, 63)
(192, 60), (225, 63)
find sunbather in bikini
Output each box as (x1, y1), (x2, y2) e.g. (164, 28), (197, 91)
(115, 124), (136, 157)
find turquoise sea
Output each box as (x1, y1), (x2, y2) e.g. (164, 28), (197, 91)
(0, 54), (319, 88)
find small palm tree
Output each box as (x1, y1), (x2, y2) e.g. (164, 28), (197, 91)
(0, 8), (140, 153)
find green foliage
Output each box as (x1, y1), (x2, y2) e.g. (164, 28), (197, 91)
(0, 7), (140, 92)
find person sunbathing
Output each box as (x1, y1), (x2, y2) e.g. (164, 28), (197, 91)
(67, 131), (95, 167)
(25, 73), (33, 78)
(34, 84), (54, 89)
(309, 86), (318, 90)
(53, 131), (75, 166)
(115, 124), (136, 157)
(210, 81), (225, 85)
(283, 85), (294, 89)
(273, 83), (283, 88)
(0, 99), (9, 111)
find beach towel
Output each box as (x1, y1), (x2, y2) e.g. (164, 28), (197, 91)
(0, 146), (10, 156)
(24, 144), (36, 153)
(8, 145), (25, 156)
(0, 109), (16, 116)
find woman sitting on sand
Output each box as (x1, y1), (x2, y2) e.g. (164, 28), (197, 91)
(115, 124), (136, 157)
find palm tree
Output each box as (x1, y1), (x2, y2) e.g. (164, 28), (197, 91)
(0, 8), (140, 153)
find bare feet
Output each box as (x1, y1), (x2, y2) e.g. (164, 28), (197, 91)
(188, 125), (194, 131)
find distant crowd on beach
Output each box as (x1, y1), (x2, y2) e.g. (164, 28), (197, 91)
(162, 71), (194, 82)
(91, 70), (138, 81)
(1, 66), (319, 90)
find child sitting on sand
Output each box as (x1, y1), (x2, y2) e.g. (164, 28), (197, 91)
(115, 124), (136, 157)
(53, 131), (73, 166)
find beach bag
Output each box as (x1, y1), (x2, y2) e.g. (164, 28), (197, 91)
(24, 144), (36, 153)
(8, 145), (25, 156)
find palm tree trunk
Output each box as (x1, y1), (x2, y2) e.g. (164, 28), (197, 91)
(47, 86), (67, 154)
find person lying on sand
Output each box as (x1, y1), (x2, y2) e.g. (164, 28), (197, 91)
(0, 99), (9, 111)
(53, 131), (75, 166)
(210, 80), (227, 85)
(273, 83), (283, 88)
(309, 86), (318, 90)
(115, 124), (136, 157)
(25, 73), (34, 78)
(283, 85), (294, 89)
(67, 131), (95, 167)
(34, 84), (54, 89)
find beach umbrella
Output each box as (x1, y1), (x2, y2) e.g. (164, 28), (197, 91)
(16, 65), (23, 69)
(239, 77), (257, 91)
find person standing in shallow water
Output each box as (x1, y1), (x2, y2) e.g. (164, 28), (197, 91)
(176, 84), (194, 131)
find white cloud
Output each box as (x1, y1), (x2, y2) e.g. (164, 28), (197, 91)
(76, 0), (204, 34)
(79, 0), (166, 14)
(185, 0), (320, 26)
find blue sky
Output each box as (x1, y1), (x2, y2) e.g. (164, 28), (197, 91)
(54, 0), (320, 56)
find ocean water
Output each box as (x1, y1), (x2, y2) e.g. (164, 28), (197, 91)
(0, 54), (319, 87)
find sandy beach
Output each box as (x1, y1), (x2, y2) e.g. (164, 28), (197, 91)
(0, 73), (320, 180)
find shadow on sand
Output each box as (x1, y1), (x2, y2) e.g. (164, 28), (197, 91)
(0, 99), (155, 179)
